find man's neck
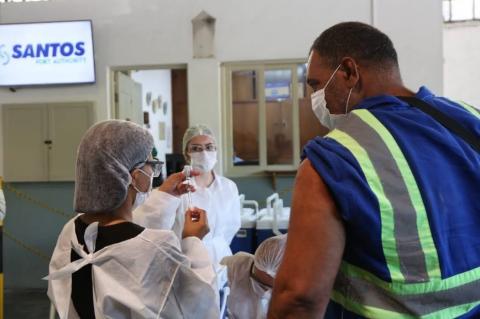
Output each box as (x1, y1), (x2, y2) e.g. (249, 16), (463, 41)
(361, 68), (415, 99)
(364, 84), (415, 98)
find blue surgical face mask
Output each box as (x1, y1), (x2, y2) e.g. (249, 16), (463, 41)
(310, 64), (354, 130)
(131, 169), (153, 210)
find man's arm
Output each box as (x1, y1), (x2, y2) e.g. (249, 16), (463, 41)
(268, 159), (346, 319)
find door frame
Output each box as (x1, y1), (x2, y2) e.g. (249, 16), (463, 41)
(108, 64), (187, 119)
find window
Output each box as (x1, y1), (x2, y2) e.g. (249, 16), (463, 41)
(222, 61), (327, 176)
(443, 0), (480, 22)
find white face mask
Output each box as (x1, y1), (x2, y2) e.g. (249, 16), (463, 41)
(131, 169), (153, 210)
(189, 151), (217, 174)
(311, 64), (354, 130)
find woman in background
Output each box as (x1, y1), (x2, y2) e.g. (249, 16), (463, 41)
(134, 124), (241, 265)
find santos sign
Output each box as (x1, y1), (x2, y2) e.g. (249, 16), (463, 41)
(0, 20), (95, 86)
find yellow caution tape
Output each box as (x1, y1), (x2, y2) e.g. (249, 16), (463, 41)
(3, 183), (73, 220)
(3, 229), (50, 263)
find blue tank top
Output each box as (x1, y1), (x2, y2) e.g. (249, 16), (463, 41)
(304, 87), (480, 318)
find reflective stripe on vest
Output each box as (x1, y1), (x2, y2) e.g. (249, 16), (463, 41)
(332, 262), (480, 319)
(328, 110), (440, 282)
(457, 101), (480, 120)
(324, 109), (480, 318)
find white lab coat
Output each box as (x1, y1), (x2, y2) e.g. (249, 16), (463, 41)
(47, 216), (219, 319)
(221, 252), (270, 319)
(134, 174), (241, 265)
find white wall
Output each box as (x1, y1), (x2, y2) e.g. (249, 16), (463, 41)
(0, 0), (444, 175)
(444, 22), (480, 107)
(131, 69), (173, 171)
(374, 1), (443, 92)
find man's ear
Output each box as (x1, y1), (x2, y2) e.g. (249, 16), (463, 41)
(340, 57), (359, 87)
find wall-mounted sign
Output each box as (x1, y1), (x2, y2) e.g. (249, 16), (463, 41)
(0, 20), (95, 87)
(265, 81), (290, 101)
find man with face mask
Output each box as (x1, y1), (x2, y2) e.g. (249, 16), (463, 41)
(221, 234), (286, 319)
(134, 124), (241, 266)
(269, 22), (480, 319)
(47, 120), (219, 318)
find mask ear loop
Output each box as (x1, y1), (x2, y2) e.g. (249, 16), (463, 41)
(345, 88), (353, 114)
(131, 168), (152, 193)
(323, 64), (342, 90)
(344, 64), (359, 114)
(131, 174), (143, 193)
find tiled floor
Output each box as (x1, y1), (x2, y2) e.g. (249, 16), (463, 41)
(4, 289), (52, 319)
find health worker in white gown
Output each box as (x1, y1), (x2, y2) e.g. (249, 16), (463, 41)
(134, 124), (241, 265)
(46, 120), (219, 319)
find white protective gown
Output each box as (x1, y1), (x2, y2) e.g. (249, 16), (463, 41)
(134, 174), (241, 265)
(47, 216), (219, 319)
(220, 252), (271, 319)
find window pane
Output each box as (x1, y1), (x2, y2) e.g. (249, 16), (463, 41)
(265, 69), (293, 165)
(297, 64), (329, 153)
(443, 0), (452, 21)
(451, 0), (474, 20)
(475, 0), (480, 18)
(232, 70), (259, 166)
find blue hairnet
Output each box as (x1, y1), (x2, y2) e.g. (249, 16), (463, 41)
(74, 120), (154, 213)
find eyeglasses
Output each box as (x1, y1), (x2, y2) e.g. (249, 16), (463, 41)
(188, 143), (217, 153)
(144, 159), (163, 177)
(132, 158), (163, 177)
